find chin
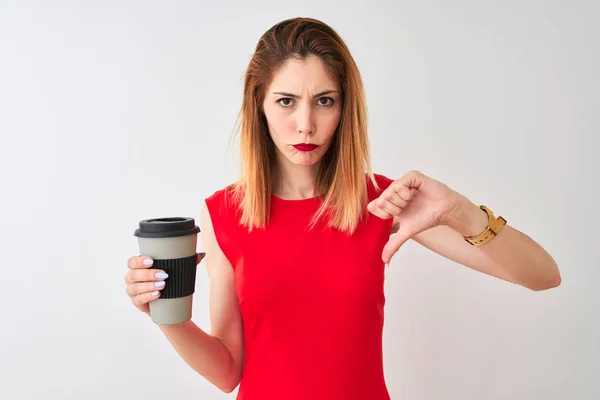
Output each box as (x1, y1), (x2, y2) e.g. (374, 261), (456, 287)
(291, 152), (323, 166)
(291, 158), (320, 167)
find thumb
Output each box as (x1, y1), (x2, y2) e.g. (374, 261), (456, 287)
(382, 229), (412, 264)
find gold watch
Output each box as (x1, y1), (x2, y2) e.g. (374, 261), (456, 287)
(463, 205), (507, 246)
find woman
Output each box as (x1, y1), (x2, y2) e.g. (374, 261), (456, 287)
(124, 17), (561, 399)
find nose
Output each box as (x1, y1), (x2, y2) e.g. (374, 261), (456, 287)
(296, 104), (315, 135)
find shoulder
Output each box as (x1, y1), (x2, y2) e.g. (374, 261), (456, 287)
(372, 173), (395, 189)
(204, 183), (243, 220)
(366, 172), (395, 199)
(201, 184), (243, 271)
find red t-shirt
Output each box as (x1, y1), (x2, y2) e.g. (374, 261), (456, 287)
(205, 173), (395, 399)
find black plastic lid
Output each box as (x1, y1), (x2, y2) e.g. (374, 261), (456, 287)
(134, 217), (200, 238)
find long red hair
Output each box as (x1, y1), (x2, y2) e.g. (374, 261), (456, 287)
(229, 17), (379, 233)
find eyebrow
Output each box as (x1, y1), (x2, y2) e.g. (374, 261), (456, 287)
(272, 90), (339, 99)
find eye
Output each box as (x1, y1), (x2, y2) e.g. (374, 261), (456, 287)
(317, 97), (334, 107)
(276, 98), (294, 107)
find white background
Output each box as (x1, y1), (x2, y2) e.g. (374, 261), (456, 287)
(1, 1), (598, 399)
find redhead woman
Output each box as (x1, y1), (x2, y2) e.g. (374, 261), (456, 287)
(124, 17), (561, 400)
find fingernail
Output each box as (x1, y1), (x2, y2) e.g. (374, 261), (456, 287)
(143, 259), (154, 266)
(155, 272), (168, 279)
(151, 291), (159, 296)
(155, 281), (165, 287)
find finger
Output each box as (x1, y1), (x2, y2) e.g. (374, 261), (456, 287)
(397, 170), (424, 191)
(132, 290), (161, 308)
(380, 188), (412, 213)
(197, 252), (206, 265)
(124, 268), (169, 285)
(387, 170), (423, 199)
(382, 231), (411, 263)
(128, 255), (155, 270)
(389, 182), (418, 203)
(385, 189), (409, 209)
(367, 200), (393, 219)
(374, 196), (402, 217)
(126, 280), (167, 298)
(369, 186), (414, 218)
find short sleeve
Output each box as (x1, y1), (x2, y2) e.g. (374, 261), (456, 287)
(204, 188), (242, 271)
(374, 173), (395, 191)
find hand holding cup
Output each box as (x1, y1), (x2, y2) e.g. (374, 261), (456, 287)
(128, 217), (204, 324)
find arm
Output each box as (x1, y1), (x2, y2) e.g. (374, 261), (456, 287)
(403, 199), (561, 291)
(158, 204), (244, 393)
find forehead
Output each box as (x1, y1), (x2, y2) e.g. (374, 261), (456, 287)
(268, 54), (339, 91)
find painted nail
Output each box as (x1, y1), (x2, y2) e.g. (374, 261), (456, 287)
(151, 291), (159, 296)
(154, 281), (165, 288)
(155, 272), (168, 279)
(143, 259), (154, 266)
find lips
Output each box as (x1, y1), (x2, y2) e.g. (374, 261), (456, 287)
(293, 143), (319, 152)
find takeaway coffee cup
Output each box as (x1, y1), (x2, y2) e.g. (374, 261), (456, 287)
(133, 217), (200, 324)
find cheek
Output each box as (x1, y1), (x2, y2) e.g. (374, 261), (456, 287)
(320, 111), (342, 138)
(265, 109), (292, 138)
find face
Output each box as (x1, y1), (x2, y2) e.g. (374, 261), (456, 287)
(262, 54), (342, 169)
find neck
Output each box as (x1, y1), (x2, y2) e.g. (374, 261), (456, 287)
(273, 156), (320, 200)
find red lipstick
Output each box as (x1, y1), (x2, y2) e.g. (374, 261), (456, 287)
(293, 143), (319, 152)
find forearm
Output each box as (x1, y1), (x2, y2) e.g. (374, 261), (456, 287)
(446, 199), (561, 291)
(158, 321), (239, 393)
